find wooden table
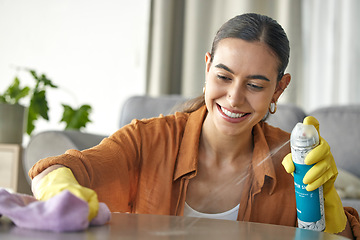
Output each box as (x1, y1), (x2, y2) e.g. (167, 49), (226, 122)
(0, 213), (348, 239)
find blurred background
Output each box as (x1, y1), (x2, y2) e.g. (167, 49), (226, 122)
(1, 0), (359, 139)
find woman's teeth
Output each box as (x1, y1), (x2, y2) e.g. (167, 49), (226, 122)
(221, 106), (246, 118)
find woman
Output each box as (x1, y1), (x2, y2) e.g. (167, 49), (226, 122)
(30, 13), (359, 238)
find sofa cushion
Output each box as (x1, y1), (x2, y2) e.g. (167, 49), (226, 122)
(336, 168), (360, 199)
(119, 95), (187, 127)
(24, 131), (106, 183)
(309, 105), (360, 179)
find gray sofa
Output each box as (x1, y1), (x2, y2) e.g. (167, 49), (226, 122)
(24, 95), (360, 212)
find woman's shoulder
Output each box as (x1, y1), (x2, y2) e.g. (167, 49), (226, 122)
(257, 121), (291, 155)
(112, 111), (192, 140)
(106, 112), (191, 150)
(128, 111), (191, 128)
(259, 121), (291, 140)
(110, 106), (206, 141)
(125, 105), (206, 131)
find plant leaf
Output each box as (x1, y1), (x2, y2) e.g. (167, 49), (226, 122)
(60, 104), (75, 123)
(27, 89), (50, 135)
(29, 90), (49, 120)
(27, 107), (38, 135)
(60, 104), (92, 130)
(0, 95), (6, 103)
(2, 77), (30, 104)
(29, 70), (39, 80)
(39, 73), (58, 88)
(28, 69), (58, 91)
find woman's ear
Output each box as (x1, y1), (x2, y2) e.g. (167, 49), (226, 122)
(273, 73), (291, 102)
(205, 52), (212, 74)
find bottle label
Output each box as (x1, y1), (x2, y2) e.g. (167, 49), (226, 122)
(293, 161), (325, 231)
(293, 163), (321, 222)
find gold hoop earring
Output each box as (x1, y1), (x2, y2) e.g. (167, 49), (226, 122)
(269, 102), (277, 114)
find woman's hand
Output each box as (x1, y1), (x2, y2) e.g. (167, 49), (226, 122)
(32, 165), (99, 221)
(282, 116), (347, 234)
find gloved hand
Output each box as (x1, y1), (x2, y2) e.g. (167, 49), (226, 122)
(282, 116), (347, 234)
(34, 167), (99, 221)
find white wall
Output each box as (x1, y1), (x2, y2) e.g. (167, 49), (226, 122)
(0, 0), (150, 139)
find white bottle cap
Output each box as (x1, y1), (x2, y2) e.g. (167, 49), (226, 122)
(290, 123), (319, 148)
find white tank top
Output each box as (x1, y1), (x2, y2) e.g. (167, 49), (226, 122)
(183, 202), (240, 221)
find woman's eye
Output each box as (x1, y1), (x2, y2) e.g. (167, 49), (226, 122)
(217, 75), (232, 81)
(248, 83), (263, 90)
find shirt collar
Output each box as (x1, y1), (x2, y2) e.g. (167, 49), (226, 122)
(251, 123), (277, 194)
(173, 106), (207, 180)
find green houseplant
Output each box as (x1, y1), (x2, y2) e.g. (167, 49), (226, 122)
(0, 69), (92, 144)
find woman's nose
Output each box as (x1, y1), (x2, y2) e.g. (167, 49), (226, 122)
(227, 85), (245, 108)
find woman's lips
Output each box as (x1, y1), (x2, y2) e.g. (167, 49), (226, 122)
(221, 106), (246, 118)
(216, 104), (250, 123)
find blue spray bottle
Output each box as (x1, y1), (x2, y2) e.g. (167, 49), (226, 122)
(290, 123), (325, 231)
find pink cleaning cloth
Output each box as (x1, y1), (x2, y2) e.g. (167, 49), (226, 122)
(0, 188), (111, 232)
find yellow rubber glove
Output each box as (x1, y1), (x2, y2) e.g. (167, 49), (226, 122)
(282, 116), (347, 234)
(34, 167), (99, 221)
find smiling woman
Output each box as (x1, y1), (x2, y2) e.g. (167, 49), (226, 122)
(184, 13), (292, 218)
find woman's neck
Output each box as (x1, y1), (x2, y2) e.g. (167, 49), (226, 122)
(200, 116), (254, 165)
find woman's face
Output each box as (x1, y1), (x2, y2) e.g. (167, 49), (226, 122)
(204, 38), (290, 137)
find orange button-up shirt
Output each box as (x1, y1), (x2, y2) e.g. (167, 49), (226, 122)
(29, 106), (360, 235)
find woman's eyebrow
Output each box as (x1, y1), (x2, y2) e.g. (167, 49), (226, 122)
(215, 63), (271, 82)
(247, 75), (270, 82)
(215, 63), (234, 74)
